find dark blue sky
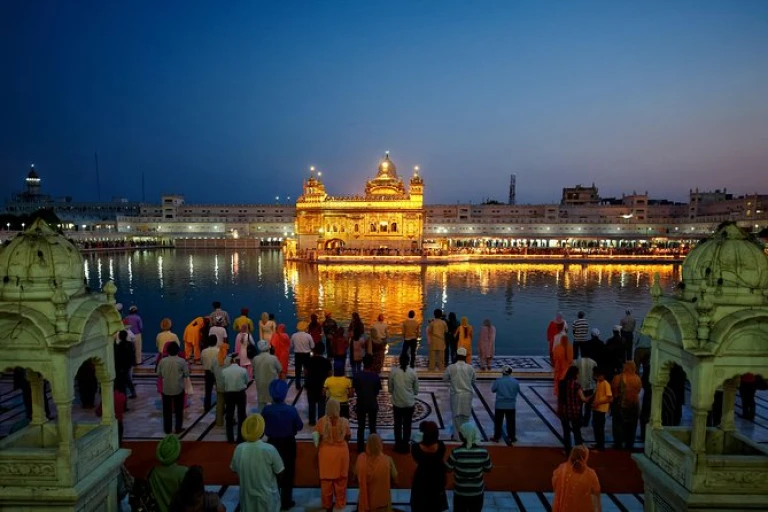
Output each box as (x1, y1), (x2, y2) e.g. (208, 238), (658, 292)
(2, 1), (767, 205)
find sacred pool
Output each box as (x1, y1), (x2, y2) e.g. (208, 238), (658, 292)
(82, 248), (680, 355)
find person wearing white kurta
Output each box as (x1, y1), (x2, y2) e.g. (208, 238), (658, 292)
(444, 347), (476, 439)
(231, 414), (285, 512)
(252, 340), (282, 412)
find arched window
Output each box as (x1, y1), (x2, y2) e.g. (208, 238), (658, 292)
(332, 225), (339, 233)
(340, 225), (346, 233)
(379, 221), (388, 233)
(354, 224), (359, 233)
(370, 223), (377, 232)
(390, 222), (397, 233)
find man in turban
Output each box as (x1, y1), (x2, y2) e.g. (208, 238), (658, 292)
(262, 379), (304, 510)
(222, 354), (249, 444)
(252, 340), (282, 412)
(231, 414), (285, 512)
(444, 347), (476, 440)
(148, 434), (188, 512)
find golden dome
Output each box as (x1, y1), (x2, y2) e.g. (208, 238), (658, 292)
(377, 153), (398, 177)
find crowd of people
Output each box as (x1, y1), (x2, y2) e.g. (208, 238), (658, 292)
(99, 301), (762, 512)
(108, 303), (611, 511)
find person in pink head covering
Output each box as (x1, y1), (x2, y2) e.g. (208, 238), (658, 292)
(271, 324), (291, 380)
(235, 324), (255, 379)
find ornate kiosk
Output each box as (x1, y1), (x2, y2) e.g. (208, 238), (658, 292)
(634, 222), (768, 510)
(0, 219), (129, 511)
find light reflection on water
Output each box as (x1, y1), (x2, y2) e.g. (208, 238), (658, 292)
(84, 249), (680, 355)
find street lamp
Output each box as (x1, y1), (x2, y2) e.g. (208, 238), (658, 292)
(5, 223), (9, 230)
(21, 223), (25, 230)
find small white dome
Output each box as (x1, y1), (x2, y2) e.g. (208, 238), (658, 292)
(0, 219), (86, 301)
(682, 222), (768, 293)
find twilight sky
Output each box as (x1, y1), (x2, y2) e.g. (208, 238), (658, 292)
(1, 1), (767, 205)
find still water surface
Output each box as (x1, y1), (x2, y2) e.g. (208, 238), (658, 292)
(84, 249), (680, 355)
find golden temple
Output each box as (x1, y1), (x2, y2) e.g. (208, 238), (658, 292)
(293, 153), (424, 253)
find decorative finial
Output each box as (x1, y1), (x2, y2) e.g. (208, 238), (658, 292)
(651, 272), (662, 303)
(414, 165), (420, 176)
(102, 280), (117, 304)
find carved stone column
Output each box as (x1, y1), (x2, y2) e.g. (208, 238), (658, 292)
(721, 376), (740, 432)
(28, 371), (46, 426)
(99, 378), (114, 427)
(650, 382), (664, 425)
(690, 408), (709, 455)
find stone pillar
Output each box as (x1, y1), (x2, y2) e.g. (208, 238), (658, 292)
(721, 377), (740, 432)
(690, 408), (708, 455)
(650, 384), (665, 429)
(28, 371), (46, 426)
(99, 378), (114, 427)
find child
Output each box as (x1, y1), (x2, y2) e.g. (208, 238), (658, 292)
(324, 365), (353, 419)
(352, 335), (367, 376)
(591, 366), (613, 451)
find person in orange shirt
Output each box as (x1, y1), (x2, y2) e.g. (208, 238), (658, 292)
(314, 398), (352, 511)
(546, 312), (566, 361)
(270, 324), (291, 380)
(183, 317), (205, 363)
(552, 326), (574, 396)
(552, 445), (601, 512)
(611, 361), (643, 449)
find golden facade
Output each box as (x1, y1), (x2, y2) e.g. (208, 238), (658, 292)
(294, 153), (424, 251)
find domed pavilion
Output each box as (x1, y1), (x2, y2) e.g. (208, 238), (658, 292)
(635, 222), (768, 511)
(0, 219), (129, 511)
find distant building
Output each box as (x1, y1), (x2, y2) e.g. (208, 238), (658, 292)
(4, 162), (767, 250)
(3, 165), (142, 229)
(561, 184), (600, 206)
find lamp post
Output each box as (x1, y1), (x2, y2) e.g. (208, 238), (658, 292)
(21, 222), (25, 230)
(5, 222), (9, 231)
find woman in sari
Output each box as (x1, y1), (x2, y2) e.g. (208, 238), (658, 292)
(355, 434), (397, 512)
(235, 324), (254, 380)
(552, 325), (574, 396)
(477, 318), (496, 371)
(270, 324), (291, 380)
(314, 399), (351, 511)
(552, 445), (601, 512)
(455, 317), (474, 364)
(259, 312), (276, 343)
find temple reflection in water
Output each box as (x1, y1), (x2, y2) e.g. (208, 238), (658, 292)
(286, 261), (680, 340)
